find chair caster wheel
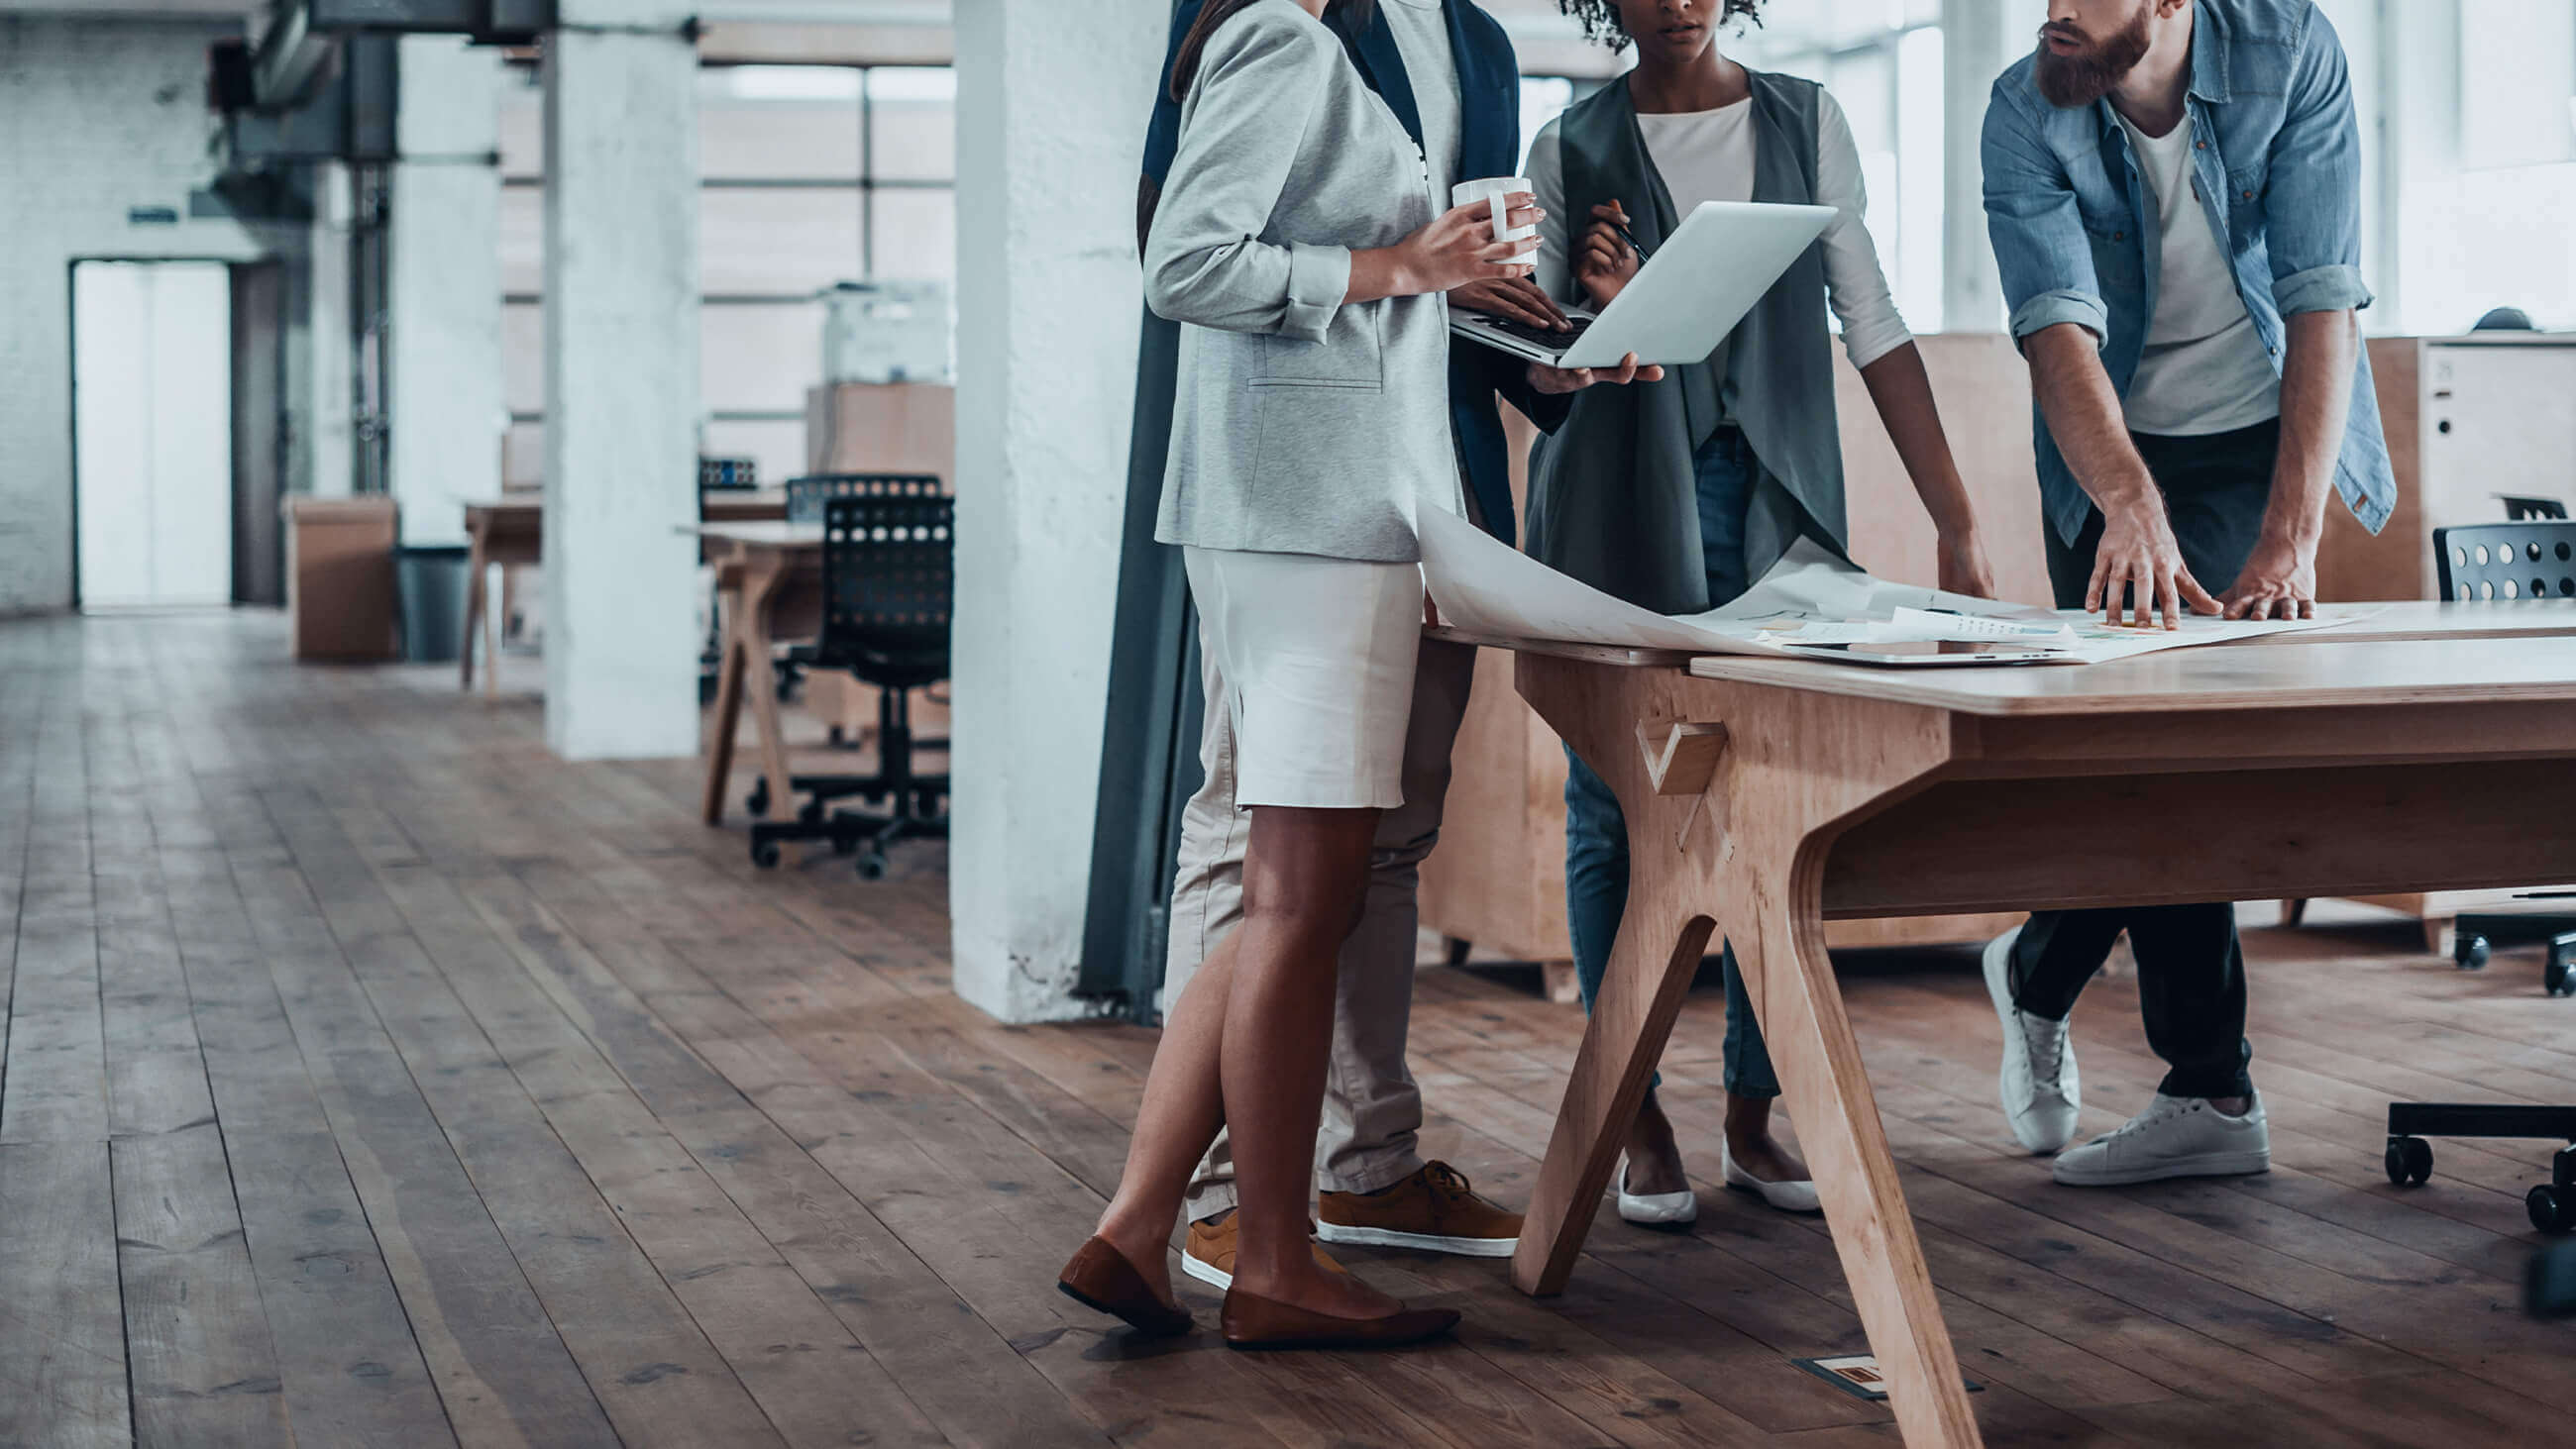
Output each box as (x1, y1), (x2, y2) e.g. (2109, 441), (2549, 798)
(2456, 934), (2490, 971)
(2385, 1135), (2432, 1187)
(856, 853), (889, 881)
(750, 838), (781, 870)
(2548, 952), (2575, 998)
(2530, 1184), (2576, 1234)
(799, 798), (827, 827)
(746, 780), (771, 817)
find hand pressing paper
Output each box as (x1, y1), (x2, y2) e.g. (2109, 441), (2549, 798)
(1416, 506), (2370, 668)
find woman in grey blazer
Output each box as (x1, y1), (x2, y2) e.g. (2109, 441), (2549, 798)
(1055, 0), (1538, 1352)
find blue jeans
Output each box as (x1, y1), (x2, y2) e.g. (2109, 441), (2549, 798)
(1560, 427), (1778, 1099)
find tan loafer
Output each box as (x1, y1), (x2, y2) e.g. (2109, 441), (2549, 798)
(1057, 1236), (1194, 1338)
(1221, 1288), (1460, 1351)
(1316, 1162), (1521, 1257)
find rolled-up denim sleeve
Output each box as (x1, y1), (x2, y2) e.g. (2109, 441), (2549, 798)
(1143, 20), (1349, 343)
(2260, 8), (2373, 316)
(1982, 85), (2105, 352)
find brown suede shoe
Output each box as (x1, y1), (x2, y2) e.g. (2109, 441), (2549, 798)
(1221, 1288), (1460, 1351)
(1057, 1236), (1194, 1338)
(1317, 1162), (1521, 1257)
(1182, 1212), (1349, 1293)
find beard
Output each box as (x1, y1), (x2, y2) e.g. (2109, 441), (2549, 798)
(2034, 6), (2154, 109)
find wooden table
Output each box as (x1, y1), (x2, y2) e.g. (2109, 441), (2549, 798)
(1479, 601), (2576, 1447)
(691, 521), (823, 828)
(458, 490), (789, 693)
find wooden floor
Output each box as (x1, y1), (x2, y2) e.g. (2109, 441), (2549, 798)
(5, 610), (2575, 1448)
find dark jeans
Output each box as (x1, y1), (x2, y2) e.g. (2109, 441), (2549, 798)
(2011, 418), (2278, 1101)
(1563, 426), (1780, 1100)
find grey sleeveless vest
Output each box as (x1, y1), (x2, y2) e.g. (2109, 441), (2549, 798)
(1527, 70), (1846, 614)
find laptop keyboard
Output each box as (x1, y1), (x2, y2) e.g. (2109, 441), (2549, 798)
(1470, 313), (1593, 351)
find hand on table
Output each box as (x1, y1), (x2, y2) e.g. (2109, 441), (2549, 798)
(1527, 353), (1663, 395)
(2218, 537), (2317, 620)
(2090, 493), (2220, 628)
(1937, 527), (1998, 600)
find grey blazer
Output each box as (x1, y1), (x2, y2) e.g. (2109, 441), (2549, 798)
(1145, 0), (1458, 564)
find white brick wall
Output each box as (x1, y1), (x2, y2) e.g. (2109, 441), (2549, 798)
(0, 18), (274, 614)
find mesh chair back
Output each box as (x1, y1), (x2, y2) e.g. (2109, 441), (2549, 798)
(2434, 521), (2576, 602)
(816, 483), (953, 686)
(788, 472), (943, 525)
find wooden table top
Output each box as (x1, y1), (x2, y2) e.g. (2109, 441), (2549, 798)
(467, 490), (791, 519)
(683, 521), (822, 549)
(1447, 602), (2576, 717)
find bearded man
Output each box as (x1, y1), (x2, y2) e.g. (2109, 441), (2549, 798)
(1978, 0), (2393, 1186)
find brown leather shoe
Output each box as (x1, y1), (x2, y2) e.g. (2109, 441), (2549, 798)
(1182, 1211), (1349, 1293)
(1221, 1288), (1460, 1351)
(1057, 1236), (1194, 1338)
(1317, 1162), (1522, 1257)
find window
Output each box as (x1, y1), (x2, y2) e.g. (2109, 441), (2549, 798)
(495, 61), (956, 487)
(1735, 6), (1946, 331)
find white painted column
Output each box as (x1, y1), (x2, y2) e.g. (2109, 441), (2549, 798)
(1942, 0), (2029, 333)
(540, 14), (700, 760)
(390, 36), (504, 544)
(309, 162), (357, 499)
(950, 0), (1165, 1023)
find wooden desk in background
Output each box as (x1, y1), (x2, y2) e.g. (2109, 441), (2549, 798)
(459, 491), (789, 694)
(691, 521), (823, 830)
(1468, 603), (2576, 1448)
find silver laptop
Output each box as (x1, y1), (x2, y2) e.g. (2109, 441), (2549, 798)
(1449, 200), (1836, 369)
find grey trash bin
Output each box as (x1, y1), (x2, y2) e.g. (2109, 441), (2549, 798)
(395, 544), (473, 665)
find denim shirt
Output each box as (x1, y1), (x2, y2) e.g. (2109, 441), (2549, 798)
(1982, 0), (2393, 546)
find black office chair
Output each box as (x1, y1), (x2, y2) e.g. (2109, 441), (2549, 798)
(2384, 519), (2576, 1232)
(748, 482), (952, 879)
(786, 471), (942, 524)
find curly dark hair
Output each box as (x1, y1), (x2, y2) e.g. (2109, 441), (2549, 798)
(1556, 0), (1763, 49)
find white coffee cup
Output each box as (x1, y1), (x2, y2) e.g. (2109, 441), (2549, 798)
(1452, 175), (1539, 264)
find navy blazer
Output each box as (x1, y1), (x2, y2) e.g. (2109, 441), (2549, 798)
(1141, 0), (1563, 547)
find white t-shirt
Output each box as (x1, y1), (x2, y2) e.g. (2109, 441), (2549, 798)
(2113, 109), (2281, 436)
(1380, 0), (1461, 205)
(1526, 88), (1912, 370)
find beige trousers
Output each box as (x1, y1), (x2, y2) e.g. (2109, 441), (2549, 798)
(1161, 630), (1478, 1216)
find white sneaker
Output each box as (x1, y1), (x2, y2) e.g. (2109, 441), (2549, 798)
(1615, 1154), (1698, 1226)
(1986, 927), (2081, 1154)
(1721, 1140), (1820, 1214)
(2052, 1091), (2270, 1187)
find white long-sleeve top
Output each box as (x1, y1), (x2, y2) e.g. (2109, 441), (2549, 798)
(1526, 88), (1913, 370)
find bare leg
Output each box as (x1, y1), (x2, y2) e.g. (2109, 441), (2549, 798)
(1222, 806), (1402, 1318)
(1094, 804), (1400, 1319)
(1094, 930), (1242, 1307)
(1723, 1093), (1811, 1184)
(1620, 1088), (1689, 1195)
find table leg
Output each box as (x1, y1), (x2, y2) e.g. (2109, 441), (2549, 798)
(483, 564), (502, 699)
(733, 555), (797, 825)
(459, 537), (487, 692)
(701, 597), (749, 826)
(1736, 850), (1982, 1448)
(1505, 653), (1976, 1446)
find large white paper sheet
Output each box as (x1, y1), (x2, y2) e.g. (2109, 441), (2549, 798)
(1417, 505), (2370, 668)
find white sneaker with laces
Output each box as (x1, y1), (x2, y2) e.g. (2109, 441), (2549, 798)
(2052, 1091), (2270, 1187)
(1986, 927), (2080, 1154)
(1615, 1154), (1698, 1226)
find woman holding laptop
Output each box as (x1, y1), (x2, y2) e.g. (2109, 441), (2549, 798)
(1056, 0), (1543, 1351)
(1528, 0), (1998, 1223)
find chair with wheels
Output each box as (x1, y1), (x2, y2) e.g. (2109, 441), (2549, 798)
(2383, 518), (2576, 1231)
(748, 482), (951, 878)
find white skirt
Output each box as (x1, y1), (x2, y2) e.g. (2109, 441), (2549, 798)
(1183, 547), (1422, 810)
